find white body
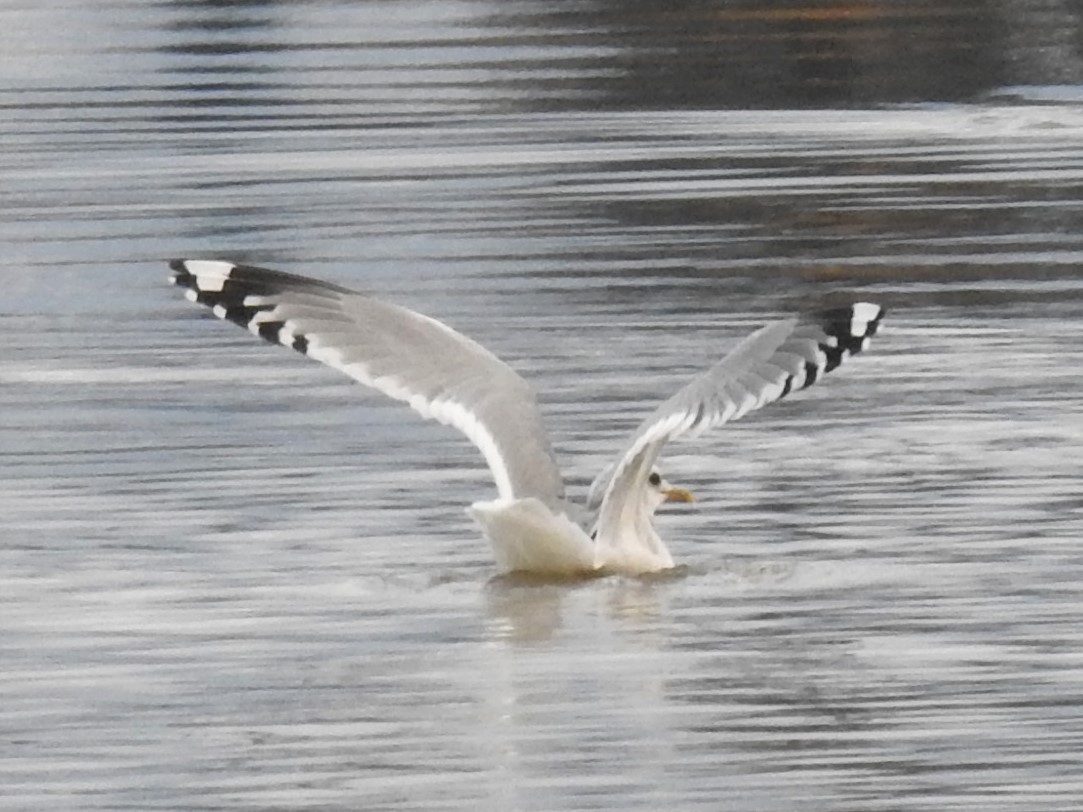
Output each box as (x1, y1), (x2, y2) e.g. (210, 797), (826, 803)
(469, 495), (675, 577)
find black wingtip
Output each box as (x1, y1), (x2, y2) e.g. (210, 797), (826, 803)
(167, 259), (320, 354)
(817, 302), (885, 358)
(168, 259), (194, 289)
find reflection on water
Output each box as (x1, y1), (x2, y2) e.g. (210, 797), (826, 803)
(3, 1), (1083, 810)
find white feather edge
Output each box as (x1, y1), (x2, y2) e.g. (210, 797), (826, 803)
(305, 336), (517, 501)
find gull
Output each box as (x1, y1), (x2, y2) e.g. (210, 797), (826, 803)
(170, 260), (884, 577)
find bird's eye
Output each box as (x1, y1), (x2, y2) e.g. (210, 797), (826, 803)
(648, 472), (661, 487)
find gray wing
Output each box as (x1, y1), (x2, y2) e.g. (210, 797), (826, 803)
(590, 303), (885, 525)
(170, 260), (564, 503)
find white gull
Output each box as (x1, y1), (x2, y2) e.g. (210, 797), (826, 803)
(170, 259), (884, 577)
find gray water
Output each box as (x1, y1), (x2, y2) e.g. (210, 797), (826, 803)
(3, 2), (1083, 810)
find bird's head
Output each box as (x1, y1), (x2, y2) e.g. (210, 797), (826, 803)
(644, 468), (694, 514)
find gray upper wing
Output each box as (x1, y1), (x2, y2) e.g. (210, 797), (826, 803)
(590, 303), (885, 531)
(170, 260), (564, 503)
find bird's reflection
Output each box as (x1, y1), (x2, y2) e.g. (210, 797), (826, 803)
(481, 552), (802, 644)
(483, 568), (688, 644)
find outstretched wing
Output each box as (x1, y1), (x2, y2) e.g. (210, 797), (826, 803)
(590, 303), (885, 530)
(169, 260), (564, 503)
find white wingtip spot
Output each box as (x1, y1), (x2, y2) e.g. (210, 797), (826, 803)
(850, 302), (882, 337)
(212, 304), (228, 319)
(184, 289), (199, 303)
(852, 302), (882, 322)
(278, 324), (297, 347)
(179, 260), (236, 293)
(195, 274), (227, 293)
(182, 260), (236, 276)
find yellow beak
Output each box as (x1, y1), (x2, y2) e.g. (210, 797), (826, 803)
(663, 487), (694, 503)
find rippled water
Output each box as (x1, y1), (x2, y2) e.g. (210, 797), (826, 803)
(3, 2), (1083, 810)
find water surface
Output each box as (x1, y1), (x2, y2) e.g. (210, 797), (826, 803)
(3, 2), (1083, 810)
